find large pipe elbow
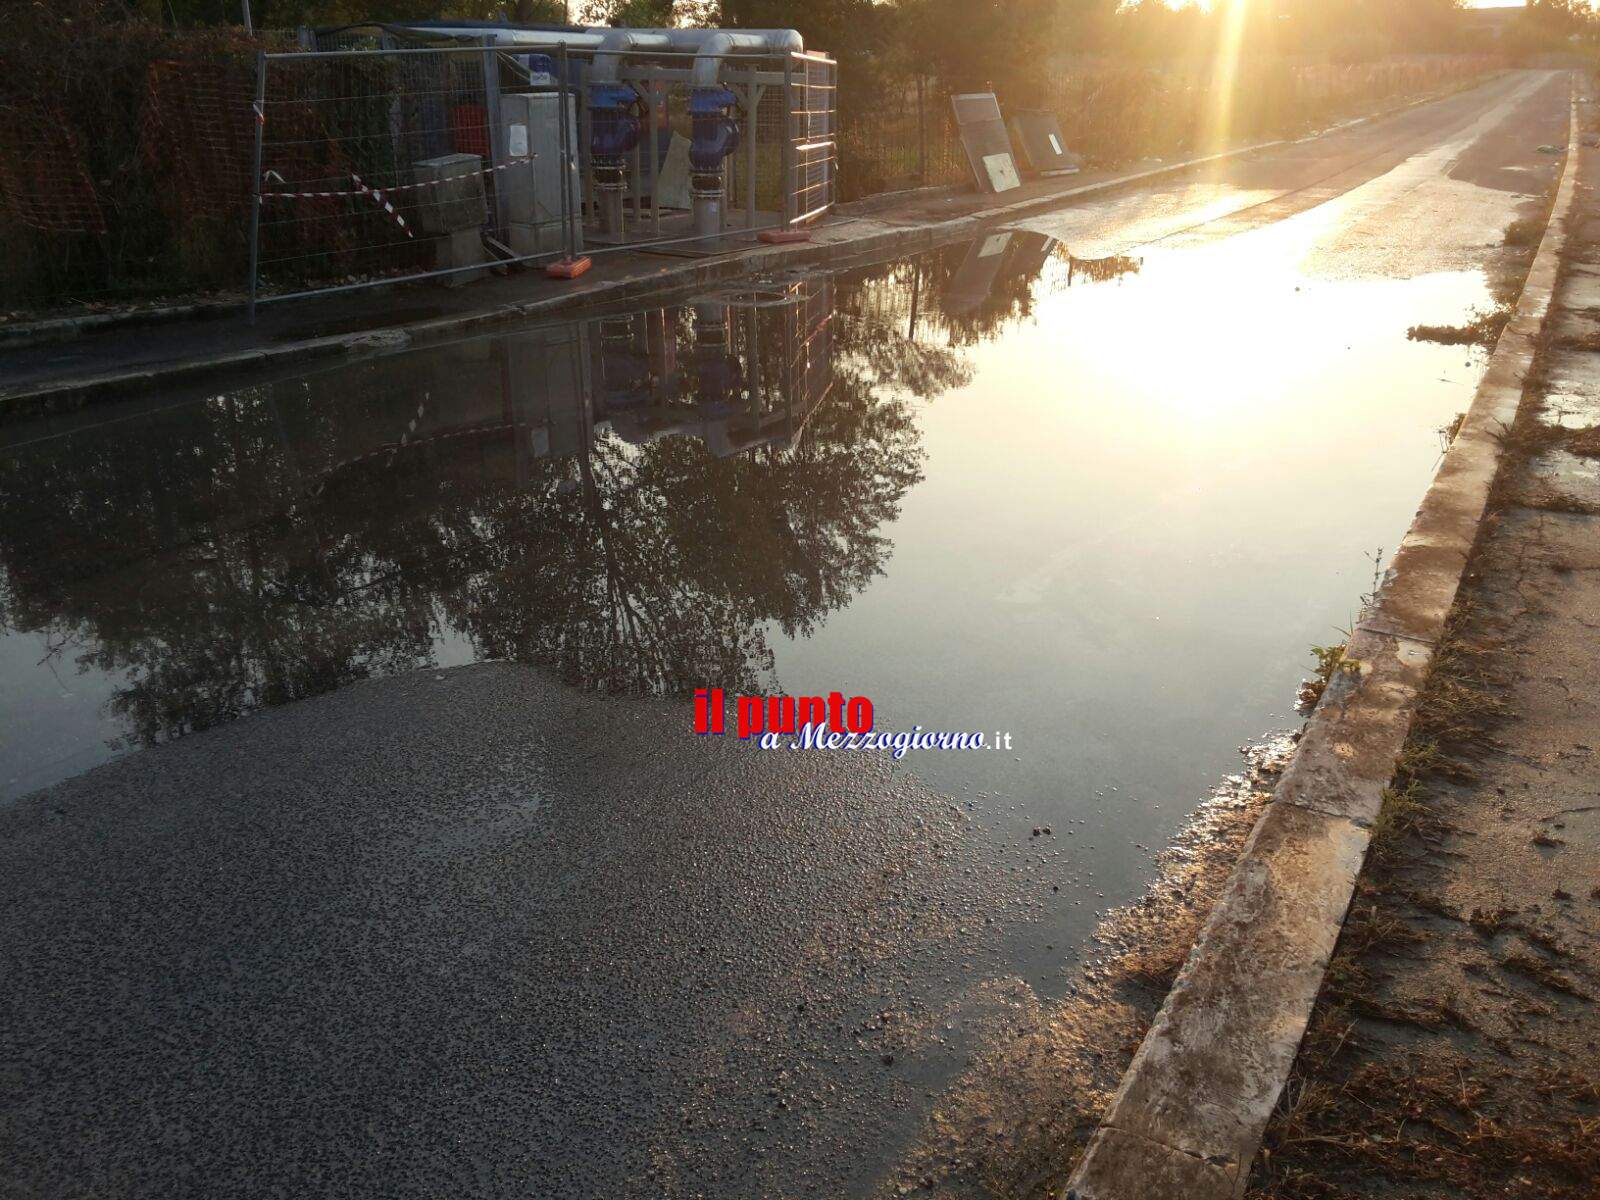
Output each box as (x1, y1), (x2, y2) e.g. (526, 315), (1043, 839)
(591, 28), (673, 86)
(681, 29), (803, 89)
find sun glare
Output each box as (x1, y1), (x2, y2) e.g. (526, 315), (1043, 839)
(1201, 0), (1252, 153)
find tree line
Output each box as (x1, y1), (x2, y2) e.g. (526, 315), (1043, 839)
(113, 0), (1599, 107)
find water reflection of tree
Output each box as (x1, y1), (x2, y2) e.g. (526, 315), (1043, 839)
(0, 277), (949, 747)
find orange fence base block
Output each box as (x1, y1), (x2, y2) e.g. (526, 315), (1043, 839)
(758, 229), (811, 245)
(545, 256), (593, 280)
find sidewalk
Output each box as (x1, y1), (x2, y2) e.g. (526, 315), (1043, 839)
(1244, 117), (1600, 1200)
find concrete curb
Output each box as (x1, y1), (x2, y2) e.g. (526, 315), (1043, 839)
(0, 299), (242, 351)
(1065, 84), (1581, 1200)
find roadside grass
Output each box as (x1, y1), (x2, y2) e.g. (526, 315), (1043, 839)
(1251, 1047), (1600, 1200)
(1295, 642), (1352, 714)
(1369, 779), (1427, 847)
(1407, 609), (1507, 757)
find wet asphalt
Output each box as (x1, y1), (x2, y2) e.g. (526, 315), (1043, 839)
(2, 665), (1036, 1198)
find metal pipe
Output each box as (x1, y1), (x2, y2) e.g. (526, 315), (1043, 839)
(629, 121), (641, 232)
(691, 180), (721, 239)
(557, 42), (575, 260)
(589, 28), (673, 86)
(644, 89), (661, 238)
(744, 82), (760, 233)
(482, 37), (505, 239)
(378, 24), (805, 80)
(676, 30), (803, 89)
(248, 49), (266, 324)
(780, 55), (795, 228)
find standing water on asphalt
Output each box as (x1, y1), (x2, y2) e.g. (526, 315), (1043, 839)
(0, 211), (1511, 1193)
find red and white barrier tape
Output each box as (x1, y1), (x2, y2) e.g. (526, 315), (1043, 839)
(258, 158), (533, 201)
(350, 172), (412, 238)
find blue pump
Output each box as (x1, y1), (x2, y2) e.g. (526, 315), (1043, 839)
(589, 83), (642, 158)
(688, 87), (740, 174)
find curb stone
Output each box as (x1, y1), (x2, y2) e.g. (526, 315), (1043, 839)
(1064, 80), (1581, 1200)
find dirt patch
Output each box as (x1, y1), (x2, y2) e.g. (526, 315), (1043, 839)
(1247, 560), (1600, 1199)
(1566, 426), (1600, 456)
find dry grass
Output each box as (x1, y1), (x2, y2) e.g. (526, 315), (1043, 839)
(1369, 780), (1429, 847)
(1468, 903), (1517, 937)
(1251, 1045), (1600, 1199)
(1501, 951), (1589, 999)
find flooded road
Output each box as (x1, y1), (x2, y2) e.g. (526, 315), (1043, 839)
(0, 70), (1571, 1200)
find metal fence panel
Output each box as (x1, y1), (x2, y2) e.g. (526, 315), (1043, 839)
(252, 44), (547, 311)
(789, 53), (837, 225)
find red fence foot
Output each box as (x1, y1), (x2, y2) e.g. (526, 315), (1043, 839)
(545, 256), (592, 279)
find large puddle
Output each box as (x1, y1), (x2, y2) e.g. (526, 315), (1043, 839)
(0, 223), (1491, 820)
(0, 215), (1499, 983)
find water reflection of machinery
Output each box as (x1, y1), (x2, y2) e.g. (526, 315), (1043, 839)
(306, 275), (834, 490)
(594, 276), (834, 457)
(0, 267), (896, 748)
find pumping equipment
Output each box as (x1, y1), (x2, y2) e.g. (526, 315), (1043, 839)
(588, 82), (643, 236)
(577, 26), (794, 239)
(332, 19), (827, 260)
(688, 87), (740, 238)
